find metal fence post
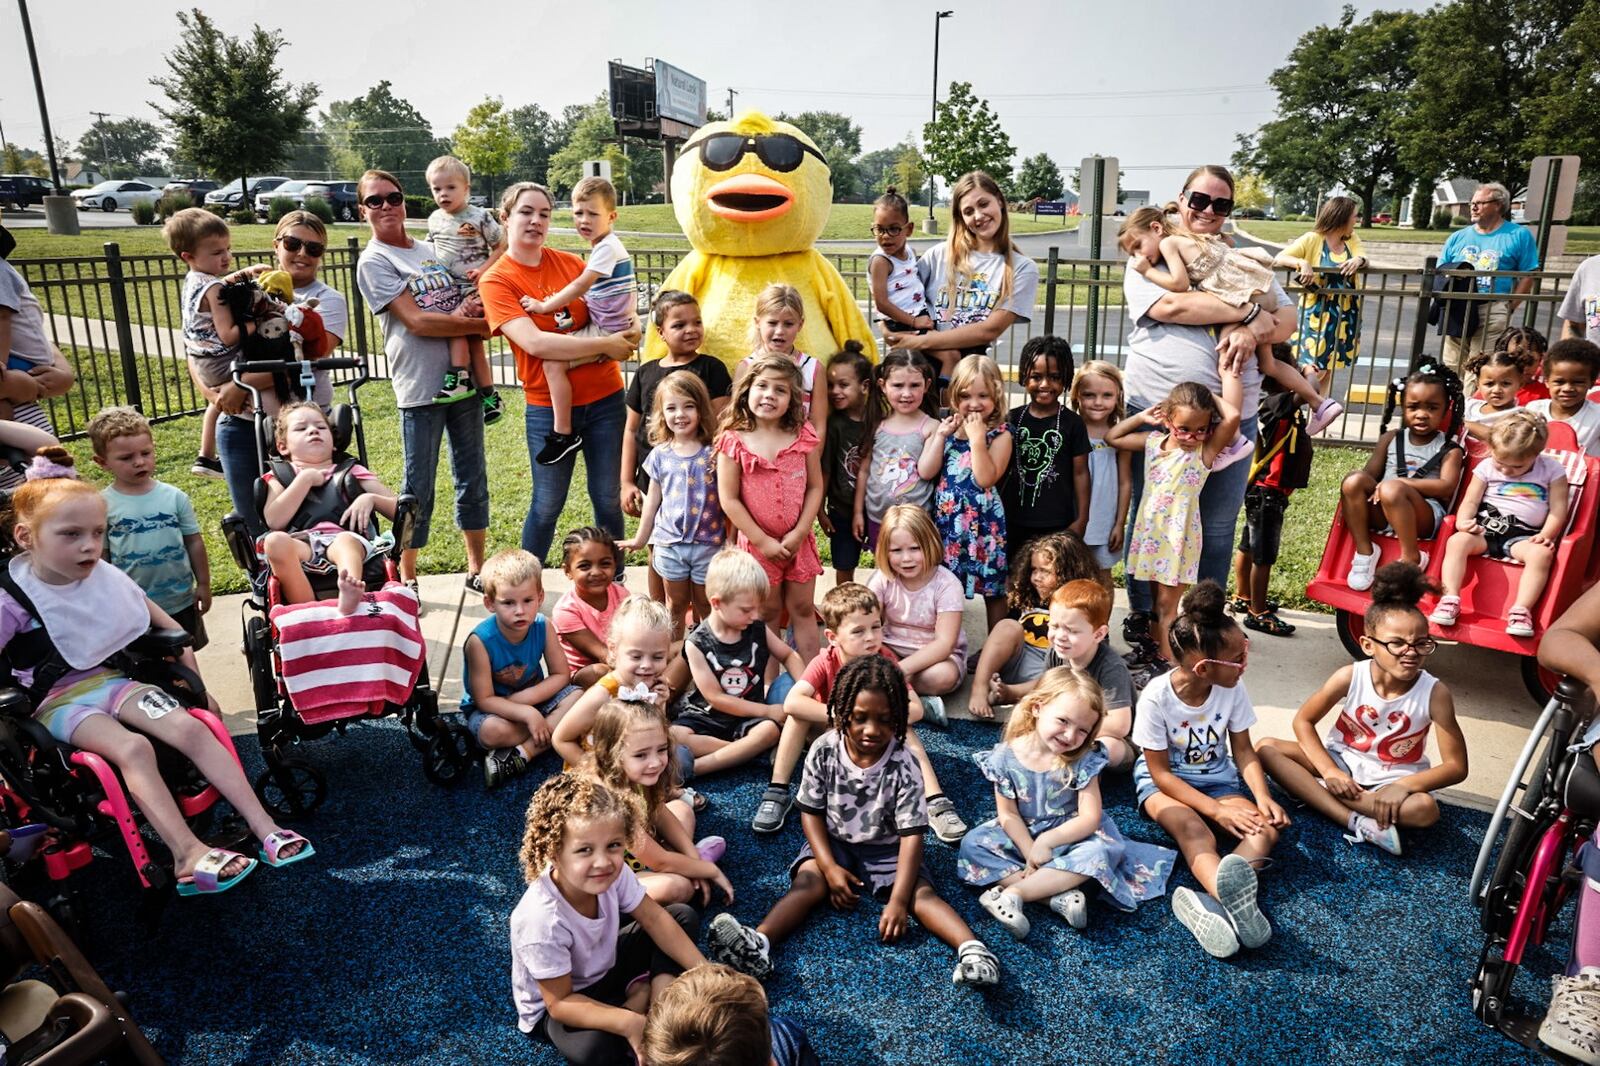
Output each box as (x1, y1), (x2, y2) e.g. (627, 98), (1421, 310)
(348, 236), (369, 361)
(1043, 247), (1059, 336)
(1409, 255), (1438, 367)
(102, 241), (142, 413)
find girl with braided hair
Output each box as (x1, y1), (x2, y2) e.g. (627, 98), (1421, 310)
(707, 655), (1001, 989)
(510, 773), (706, 1065)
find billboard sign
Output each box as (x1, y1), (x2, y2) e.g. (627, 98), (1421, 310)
(654, 60), (707, 128)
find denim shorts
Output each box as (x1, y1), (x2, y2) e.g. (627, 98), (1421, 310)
(651, 542), (719, 584)
(461, 683), (581, 742)
(1133, 755), (1243, 808)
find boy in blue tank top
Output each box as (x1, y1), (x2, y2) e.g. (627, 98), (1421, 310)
(460, 549), (583, 788)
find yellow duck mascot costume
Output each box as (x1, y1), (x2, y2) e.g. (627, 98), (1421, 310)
(643, 112), (876, 371)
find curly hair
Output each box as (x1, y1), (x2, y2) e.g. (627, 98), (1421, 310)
(1168, 579), (1240, 663)
(518, 773), (643, 884)
(585, 699), (676, 825)
(1464, 345), (1538, 381)
(1006, 531), (1099, 611)
(1002, 665), (1105, 770)
(1363, 562), (1439, 632)
(1545, 339), (1600, 385)
(86, 405), (151, 458)
(652, 289), (700, 330)
(720, 352), (807, 436)
(560, 525), (623, 573)
(1015, 335), (1074, 389)
(828, 654), (909, 744)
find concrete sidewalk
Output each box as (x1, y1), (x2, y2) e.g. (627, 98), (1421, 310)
(193, 569), (1543, 811)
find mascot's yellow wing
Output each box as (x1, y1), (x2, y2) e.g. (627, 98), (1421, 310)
(805, 250), (877, 361)
(642, 250), (715, 364)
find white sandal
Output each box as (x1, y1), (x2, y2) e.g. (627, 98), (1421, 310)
(951, 940), (1000, 987)
(979, 885), (1030, 940)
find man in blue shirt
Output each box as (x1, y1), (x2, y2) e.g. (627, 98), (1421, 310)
(1439, 181), (1539, 372)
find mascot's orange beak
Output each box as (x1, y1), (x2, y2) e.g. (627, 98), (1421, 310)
(704, 173), (793, 222)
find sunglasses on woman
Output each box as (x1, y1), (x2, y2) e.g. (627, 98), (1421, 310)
(361, 191), (405, 210)
(276, 235), (325, 258)
(682, 133), (826, 174)
(1185, 190), (1235, 217)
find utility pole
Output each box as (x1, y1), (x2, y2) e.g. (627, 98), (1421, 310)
(726, 88), (738, 118)
(925, 9), (953, 233)
(17, 0), (75, 232)
(90, 110), (111, 177)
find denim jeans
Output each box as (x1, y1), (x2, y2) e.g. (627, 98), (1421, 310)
(399, 399), (489, 551)
(522, 389), (626, 560)
(217, 413), (265, 537)
(1123, 409), (1258, 615)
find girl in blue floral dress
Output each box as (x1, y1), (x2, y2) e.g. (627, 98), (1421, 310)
(958, 666), (1175, 938)
(920, 354), (1013, 629)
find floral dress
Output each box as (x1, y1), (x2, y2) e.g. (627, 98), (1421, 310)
(934, 426), (1008, 597)
(957, 743), (1174, 910)
(1127, 433), (1208, 586)
(1290, 238), (1363, 373)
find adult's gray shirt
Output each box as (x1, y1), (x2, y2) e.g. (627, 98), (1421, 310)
(356, 237), (462, 409)
(1560, 253), (1600, 345)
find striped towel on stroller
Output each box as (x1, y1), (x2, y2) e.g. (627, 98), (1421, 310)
(268, 584), (425, 724)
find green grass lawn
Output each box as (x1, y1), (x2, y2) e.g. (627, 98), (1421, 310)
(1239, 220), (1600, 254)
(56, 377), (1362, 612)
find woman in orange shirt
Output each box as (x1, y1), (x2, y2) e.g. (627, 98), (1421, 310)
(479, 183), (640, 558)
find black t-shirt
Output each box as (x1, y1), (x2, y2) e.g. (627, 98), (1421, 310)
(821, 412), (868, 517)
(677, 618), (770, 731)
(625, 354), (734, 476)
(1002, 403), (1092, 530)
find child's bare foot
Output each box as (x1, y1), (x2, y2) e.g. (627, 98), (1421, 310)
(336, 570), (365, 615)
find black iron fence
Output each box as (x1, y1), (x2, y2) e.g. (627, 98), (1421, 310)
(11, 238), (1581, 447)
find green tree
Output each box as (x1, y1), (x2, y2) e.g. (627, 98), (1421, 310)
(507, 103), (559, 184)
(149, 9), (316, 198)
(776, 110), (863, 201)
(453, 97), (522, 201)
(281, 123), (331, 180)
(1014, 153), (1064, 202)
(893, 145), (930, 206)
(547, 96), (627, 200)
(924, 83), (1015, 194)
(1244, 6), (1421, 220)
(1402, 0), (1590, 193)
(319, 81), (448, 184)
(76, 117), (164, 179)
(2, 145), (48, 178)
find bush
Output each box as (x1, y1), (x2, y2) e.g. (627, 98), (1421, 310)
(265, 195), (298, 224)
(404, 195), (437, 219)
(156, 192), (191, 220)
(129, 200), (157, 225)
(229, 208), (255, 225)
(301, 195), (334, 224)
(205, 203), (229, 218)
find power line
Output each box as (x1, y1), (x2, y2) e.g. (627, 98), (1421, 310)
(732, 82), (1274, 101)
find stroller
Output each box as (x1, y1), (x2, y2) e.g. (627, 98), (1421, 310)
(1470, 675), (1600, 1059)
(220, 356), (472, 818)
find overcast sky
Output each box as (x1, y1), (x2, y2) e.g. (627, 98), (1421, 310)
(3, 0), (1404, 196)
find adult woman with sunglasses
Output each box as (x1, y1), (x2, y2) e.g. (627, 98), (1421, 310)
(272, 210), (346, 405)
(478, 182), (639, 558)
(1120, 165), (1297, 658)
(354, 169), (492, 584)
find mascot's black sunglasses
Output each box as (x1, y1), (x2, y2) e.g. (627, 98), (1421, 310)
(683, 133), (826, 173)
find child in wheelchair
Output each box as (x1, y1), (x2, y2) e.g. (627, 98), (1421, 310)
(260, 401), (397, 616)
(0, 449), (312, 895)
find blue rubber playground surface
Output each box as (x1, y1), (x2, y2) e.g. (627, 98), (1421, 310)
(73, 720), (1559, 1065)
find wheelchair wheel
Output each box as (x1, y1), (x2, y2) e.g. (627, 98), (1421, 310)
(421, 722), (472, 787)
(244, 616), (278, 714)
(254, 757), (327, 818)
(1471, 942), (1520, 1031)
(1335, 609), (1368, 660)
(1521, 657), (1561, 707)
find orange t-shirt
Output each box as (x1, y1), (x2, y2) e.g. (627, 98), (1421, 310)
(479, 248), (624, 408)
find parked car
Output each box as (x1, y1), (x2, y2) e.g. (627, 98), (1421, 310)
(0, 174), (52, 209)
(162, 179), (219, 206)
(255, 180), (311, 219)
(302, 181), (360, 222)
(71, 180), (163, 212)
(1370, 212), (1394, 225)
(204, 176), (289, 208)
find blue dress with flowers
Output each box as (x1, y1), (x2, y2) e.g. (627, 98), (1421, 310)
(935, 427), (1008, 597)
(957, 742), (1175, 911)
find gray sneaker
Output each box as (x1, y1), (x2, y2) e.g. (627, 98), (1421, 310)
(918, 695), (948, 728)
(1539, 970), (1600, 1064)
(1172, 887), (1239, 958)
(751, 785), (793, 834)
(1214, 853), (1272, 949)
(483, 747), (528, 790)
(927, 795), (968, 843)
(707, 913), (772, 980)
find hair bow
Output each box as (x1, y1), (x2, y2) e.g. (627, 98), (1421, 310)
(616, 681), (656, 703)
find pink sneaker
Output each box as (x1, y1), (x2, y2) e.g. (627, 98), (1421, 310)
(1210, 437), (1254, 472)
(1306, 397), (1344, 436)
(696, 836), (727, 863)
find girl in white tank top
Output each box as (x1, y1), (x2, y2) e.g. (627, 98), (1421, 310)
(1256, 562), (1469, 856)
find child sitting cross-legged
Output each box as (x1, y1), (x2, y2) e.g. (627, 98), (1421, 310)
(707, 655), (1001, 989)
(754, 583), (968, 845)
(460, 549), (583, 790)
(672, 550), (801, 778)
(1259, 563), (1468, 857)
(959, 666), (1175, 939)
(642, 963), (820, 1066)
(259, 402), (397, 616)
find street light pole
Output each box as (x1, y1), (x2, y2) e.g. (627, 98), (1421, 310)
(16, 0), (63, 192)
(925, 9), (952, 234)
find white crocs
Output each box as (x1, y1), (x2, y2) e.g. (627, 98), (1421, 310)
(979, 885), (1030, 940)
